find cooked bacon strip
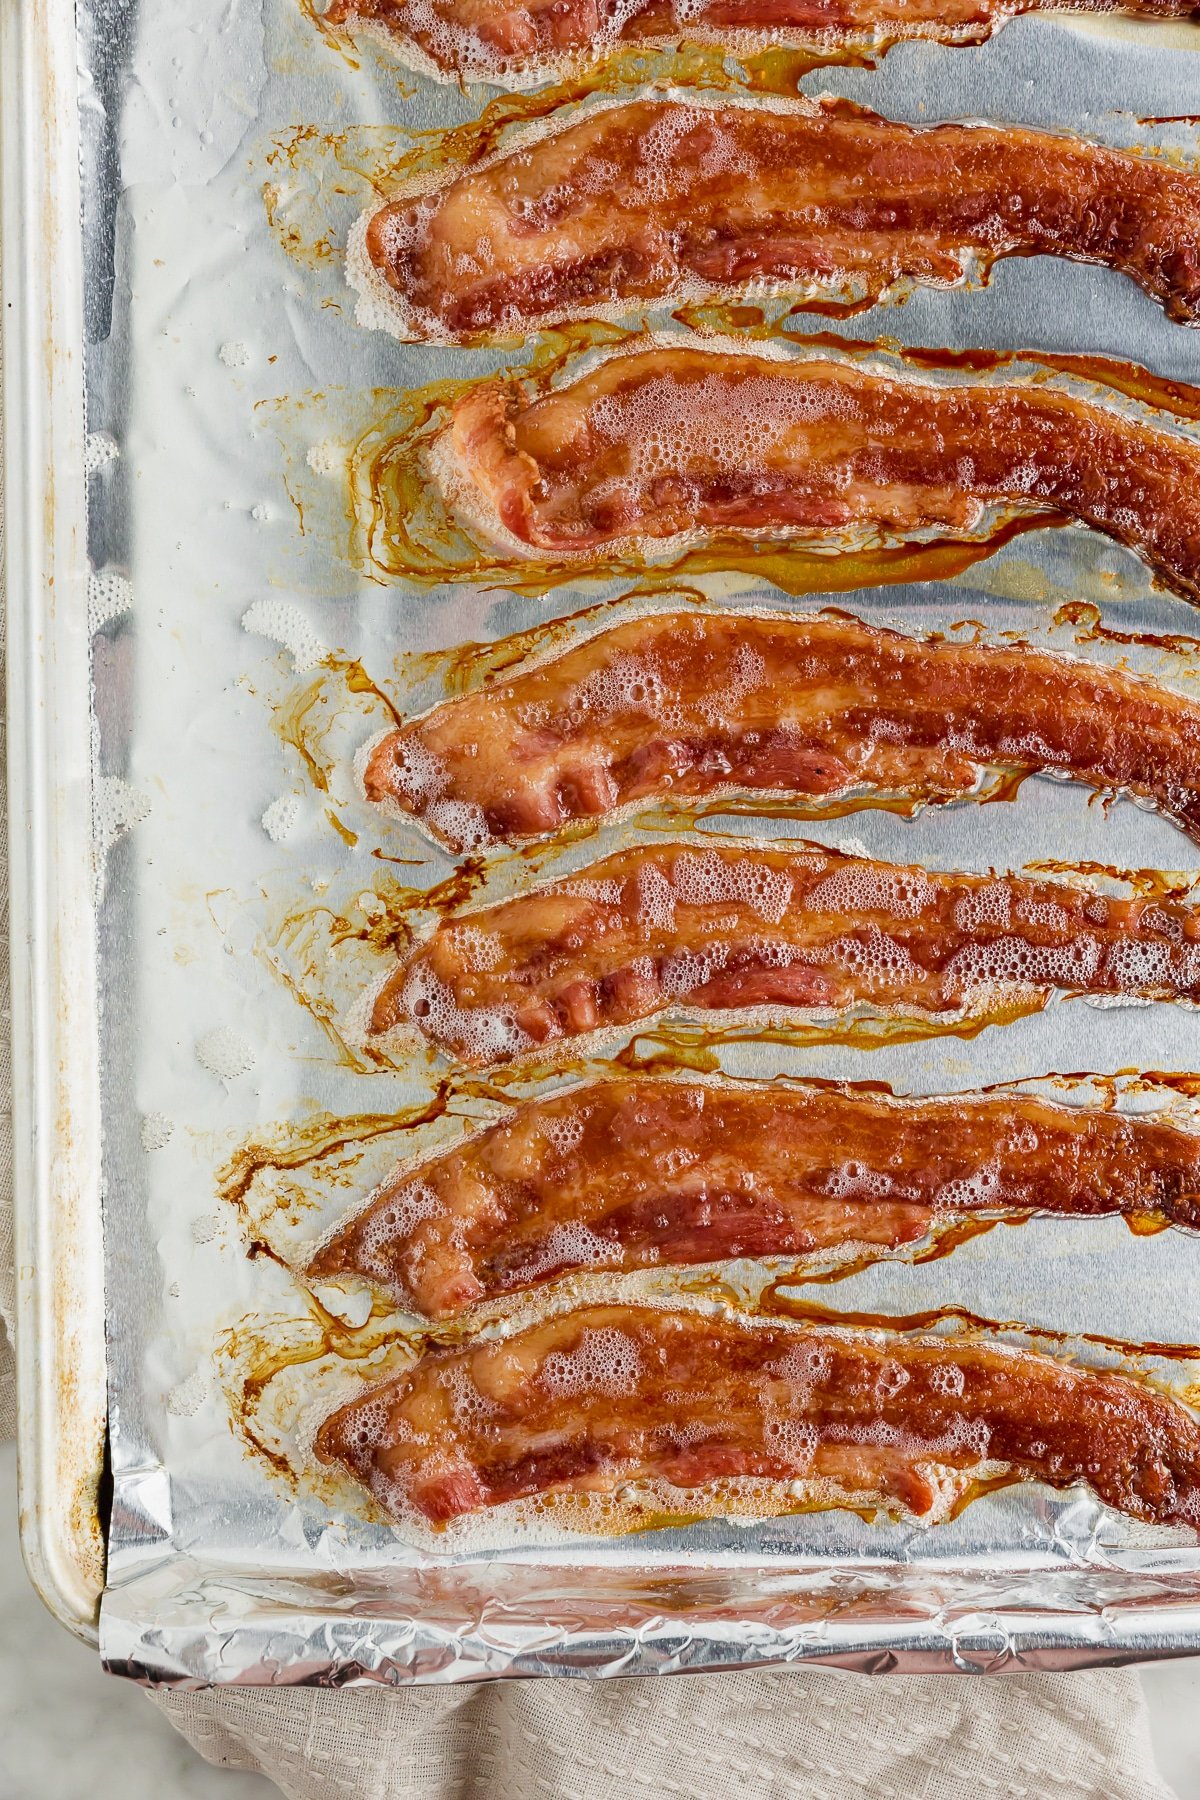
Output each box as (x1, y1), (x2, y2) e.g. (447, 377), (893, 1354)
(372, 842), (1200, 1064)
(315, 1303), (1200, 1526)
(327, 0), (1200, 82)
(442, 346), (1200, 602)
(308, 1079), (1200, 1319)
(364, 610), (1200, 851)
(362, 99), (1200, 339)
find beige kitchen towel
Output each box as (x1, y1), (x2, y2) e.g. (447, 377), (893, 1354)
(151, 1665), (1175, 1800)
(0, 342), (1180, 1800)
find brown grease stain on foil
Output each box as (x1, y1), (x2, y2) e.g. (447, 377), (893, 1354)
(657, 764), (1031, 838)
(217, 1089), (453, 1219)
(274, 674), (335, 793)
(1022, 859), (1199, 902)
(253, 858), (513, 1075)
(219, 1294), (410, 1492)
(399, 590), (696, 696)
(270, 651), (401, 807)
(758, 1292), (1200, 1366)
(792, 1216), (1002, 1289)
(598, 998), (1049, 1081)
(327, 809), (360, 847)
(1051, 599), (1200, 664)
(294, 0), (368, 69)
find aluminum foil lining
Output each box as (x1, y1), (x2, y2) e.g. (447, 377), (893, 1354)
(82, 0), (1200, 1682)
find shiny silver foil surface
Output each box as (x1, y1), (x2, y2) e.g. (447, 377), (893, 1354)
(81, 0), (1200, 1683)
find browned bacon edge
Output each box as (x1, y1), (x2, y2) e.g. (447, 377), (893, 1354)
(359, 98), (1200, 340)
(440, 345), (1200, 604)
(314, 1303), (1200, 1528)
(362, 610), (1200, 852)
(307, 1077), (1200, 1320)
(325, 0), (1200, 84)
(370, 841), (1200, 1066)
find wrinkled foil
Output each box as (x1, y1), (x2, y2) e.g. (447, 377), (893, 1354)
(81, 0), (1200, 1682)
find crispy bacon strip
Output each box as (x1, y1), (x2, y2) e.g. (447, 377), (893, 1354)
(372, 842), (1200, 1063)
(327, 0), (1200, 82)
(362, 100), (1200, 339)
(364, 611), (1200, 851)
(442, 346), (1200, 601)
(315, 1303), (1200, 1526)
(308, 1079), (1200, 1319)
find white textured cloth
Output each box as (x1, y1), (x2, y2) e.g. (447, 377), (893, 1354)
(0, 332), (1179, 1800)
(151, 1666), (1177, 1800)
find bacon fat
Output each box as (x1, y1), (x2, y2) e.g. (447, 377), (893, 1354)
(314, 1303), (1200, 1526)
(326, 0), (1200, 82)
(365, 610), (1200, 851)
(371, 842), (1200, 1064)
(308, 1078), (1200, 1319)
(362, 100), (1200, 339)
(442, 346), (1200, 602)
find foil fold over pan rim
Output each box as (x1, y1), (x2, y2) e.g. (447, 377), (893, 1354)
(98, 1560), (1200, 1686)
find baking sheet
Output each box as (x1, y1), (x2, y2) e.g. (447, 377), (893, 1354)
(4, 0), (107, 1643)
(81, 0), (1200, 1680)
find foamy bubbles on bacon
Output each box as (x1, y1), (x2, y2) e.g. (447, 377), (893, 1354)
(945, 933), (1103, 996)
(352, 1179), (441, 1286)
(513, 1219), (615, 1281)
(1108, 937), (1199, 991)
(424, 797), (492, 852)
(824, 1161), (898, 1201)
(762, 1414), (821, 1470)
(541, 1110), (587, 1157)
(583, 370), (859, 530)
(375, 735), (448, 809)
(806, 863), (935, 919)
(954, 881), (1014, 932)
(932, 1165), (1004, 1212)
(396, 959), (533, 1063)
(366, 734), (494, 852)
(573, 651), (668, 721)
(662, 849), (795, 925)
(826, 924), (920, 984)
(541, 1325), (643, 1397)
(350, 0), (651, 84)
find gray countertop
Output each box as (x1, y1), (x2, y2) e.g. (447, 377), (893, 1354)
(0, 1444), (273, 1800)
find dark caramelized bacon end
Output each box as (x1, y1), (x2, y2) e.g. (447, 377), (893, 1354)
(364, 611), (1200, 852)
(365, 100), (1200, 339)
(308, 1078), (1200, 1319)
(370, 841), (1200, 1065)
(326, 0), (1200, 82)
(314, 1304), (1200, 1528)
(442, 346), (1200, 603)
